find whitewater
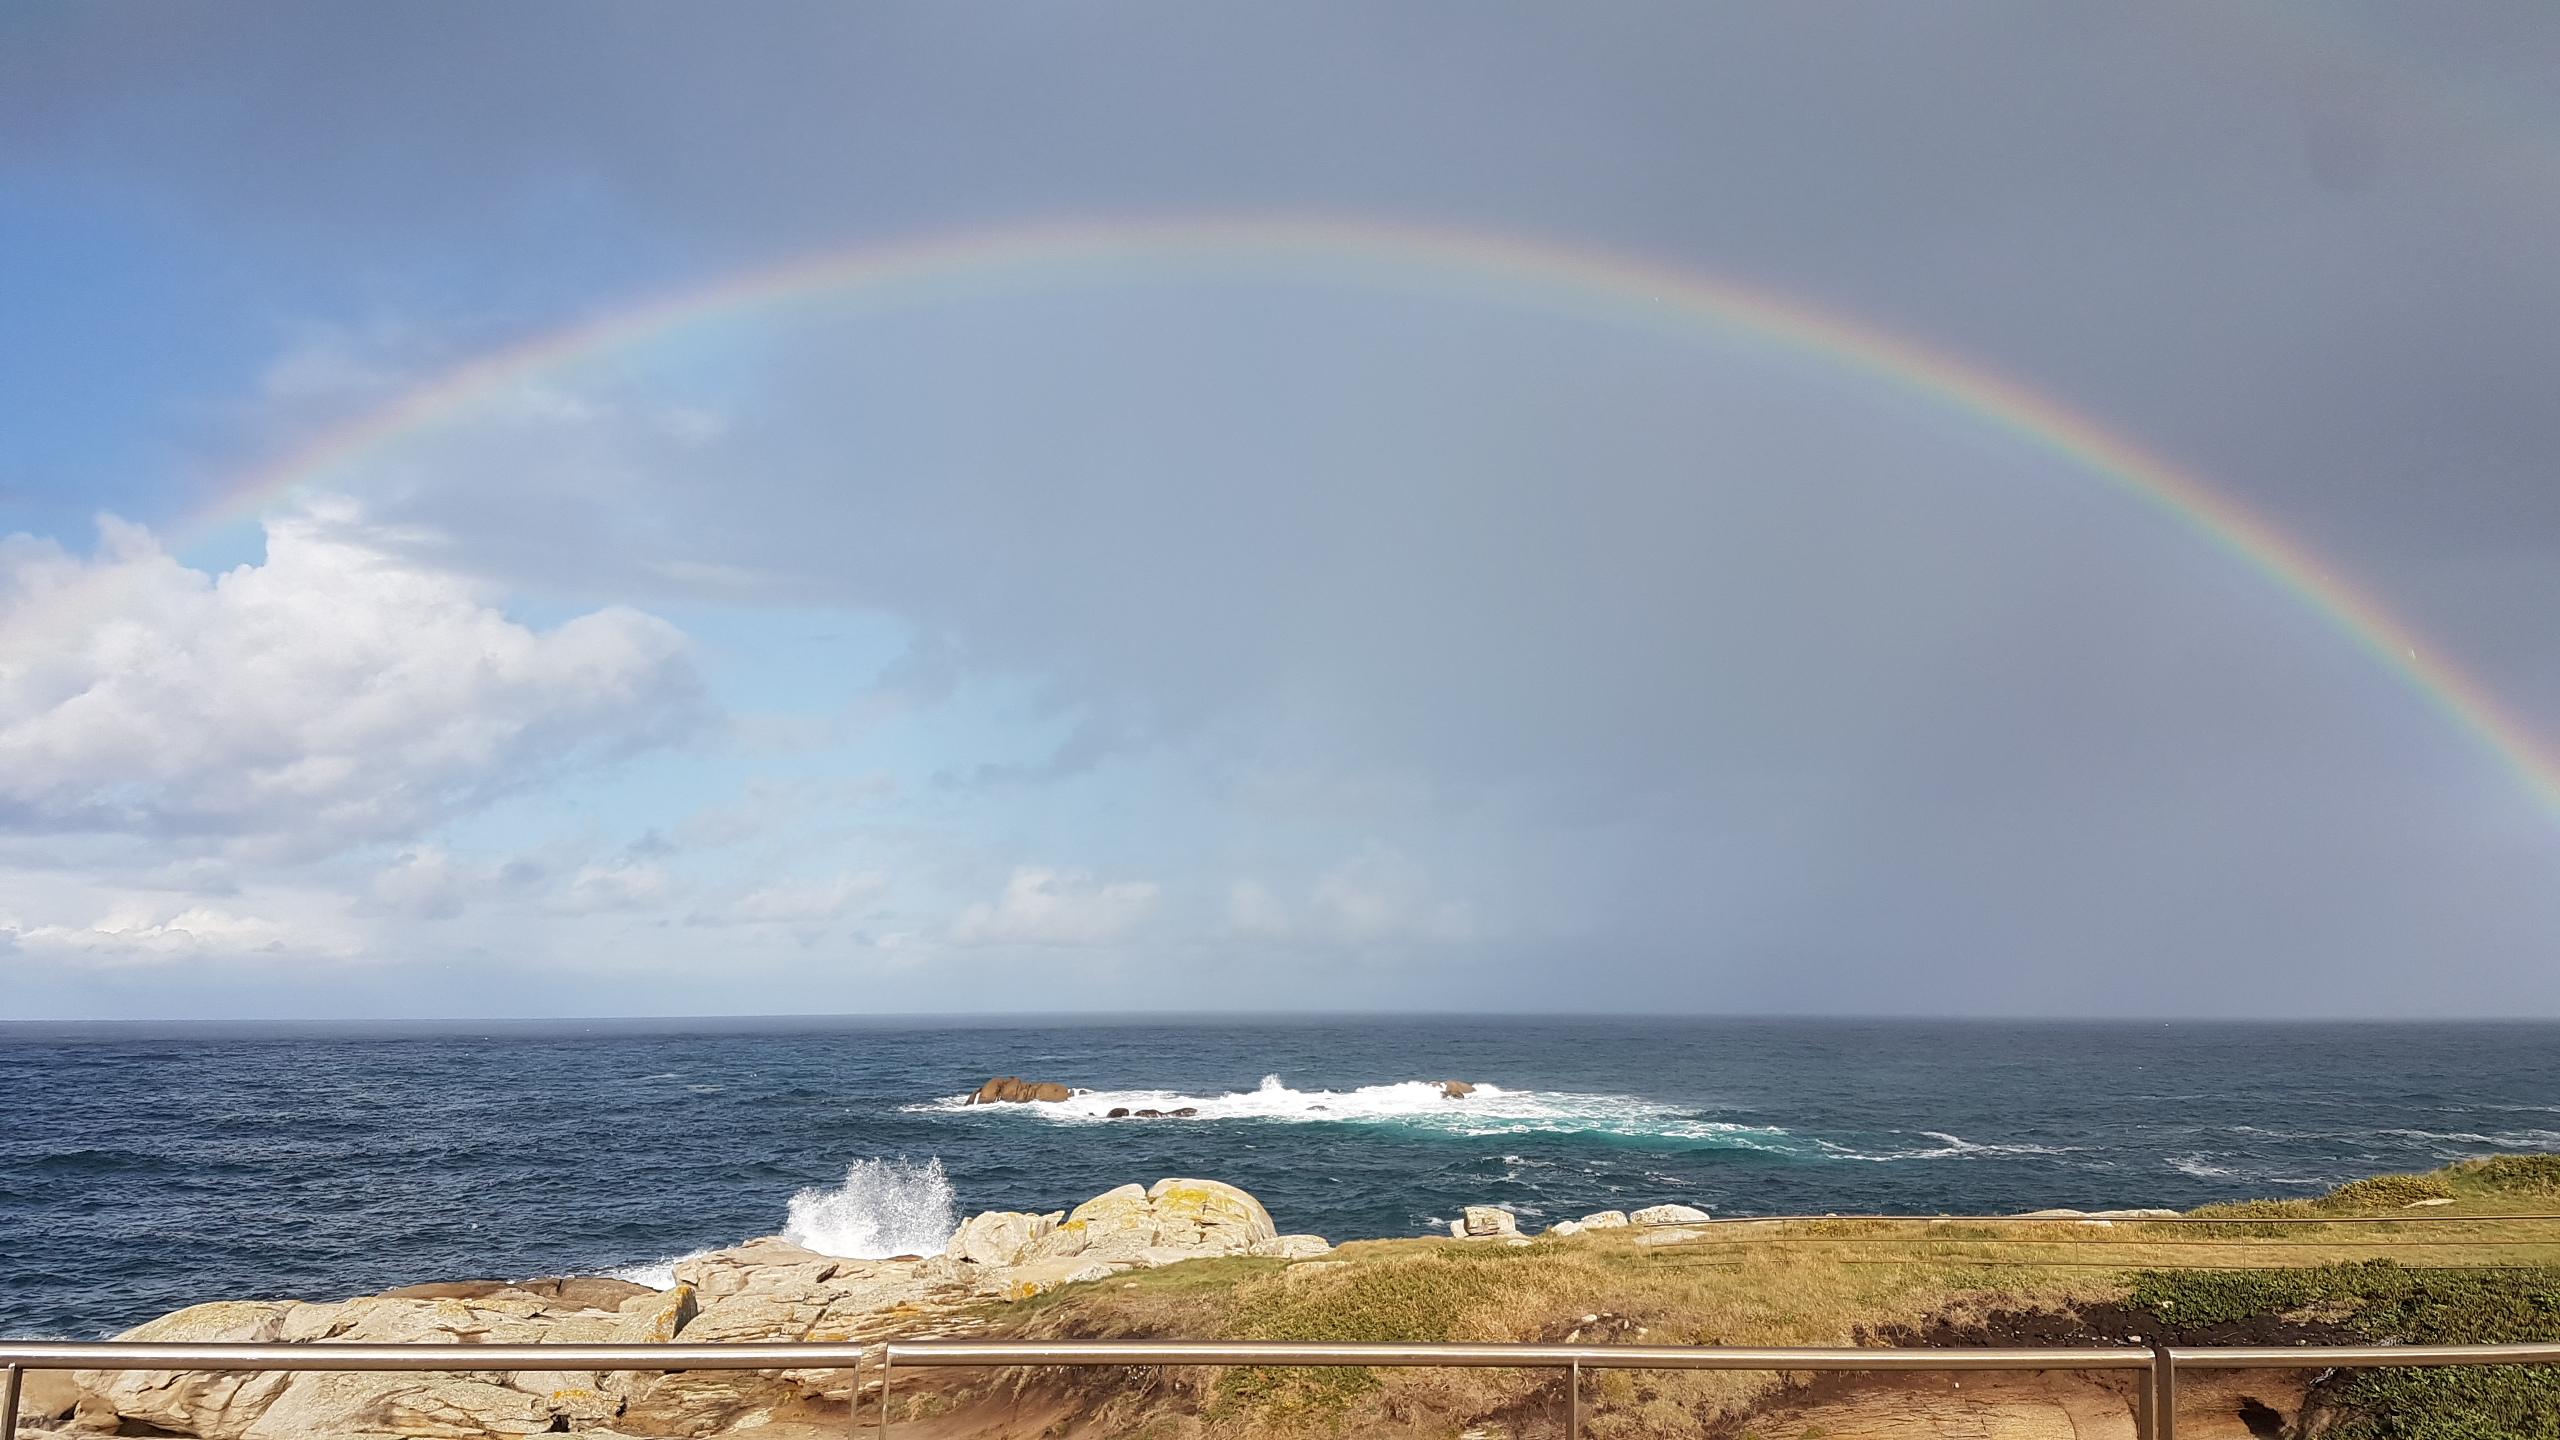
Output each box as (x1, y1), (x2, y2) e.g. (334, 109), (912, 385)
(11, 1016), (2558, 1339)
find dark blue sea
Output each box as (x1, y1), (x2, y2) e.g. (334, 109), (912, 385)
(7, 1017), (2560, 1339)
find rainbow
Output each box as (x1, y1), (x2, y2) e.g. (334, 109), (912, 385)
(181, 214), (2560, 818)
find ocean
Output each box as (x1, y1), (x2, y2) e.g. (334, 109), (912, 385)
(5, 1016), (2558, 1339)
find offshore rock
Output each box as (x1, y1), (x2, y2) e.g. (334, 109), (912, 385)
(967, 1076), (1073, 1104)
(1440, 1080), (1477, 1098)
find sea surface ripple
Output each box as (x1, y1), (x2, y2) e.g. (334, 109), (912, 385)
(4, 1017), (2558, 1338)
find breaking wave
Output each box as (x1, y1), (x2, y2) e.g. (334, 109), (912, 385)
(920, 1074), (1799, 1149)
(609, 1156), (957, 1284)
(784, 1156), (958, 1258)
(1817, 1131), (2085, 1163)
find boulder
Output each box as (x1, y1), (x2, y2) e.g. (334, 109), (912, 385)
(674, 1252), (964, 1345)
(77, 1282), (706, 1440)
(1248, 1234), (1334, 1259)
(974, 1257), (1121, 1302)
(1631, 1203), (1712, 1226)
(672, 1236), (840, 1301)
(15, 1369), (82, 1426)
(1440, 1080), (1477, 1099)
(241, 1374), (555, 1440)
(967, 1076), (1073, 1104)
(1107, 1107), (1131, 1118)
(946, 1209), (1064, 1266)
(1579, 1210), (1631, 1229)
(1633, 1225), (1713, 1247)
(377, 1276), (652, 1309)
(1546, 1220), (1585, 1238)
(75, 1300), (299, 1439)
(613, 1283), (699, 1343)
(1022, 1178), (1278, 1264)
(1462, 1205), (1521, 1238)
(621, 1371), (799, 1438)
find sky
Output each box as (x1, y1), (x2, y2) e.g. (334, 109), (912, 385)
(3, 2), (2558, 1019)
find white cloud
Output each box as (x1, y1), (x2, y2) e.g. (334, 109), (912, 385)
(1226, 879), (1293, 939)
(4, 902), (357, 960)
(691, 871), (888, 928)
(372, 847), (468, 919)
(950, 866), (1160, 946)
(554, 859), (676, 915)
(0, 505), (704, 858)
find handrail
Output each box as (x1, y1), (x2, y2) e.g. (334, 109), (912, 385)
(6, 1335), (2557, 1440)
(1679, 1211), (2560, 1225)
(0, 1340), (858, 1370)
(2169, 1341), (2560, 1367)
(876, 1337), (2153, 1368)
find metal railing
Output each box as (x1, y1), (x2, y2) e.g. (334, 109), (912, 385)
(879, 1339), (2149, 1440)
(7, 1337), (2558, 1440)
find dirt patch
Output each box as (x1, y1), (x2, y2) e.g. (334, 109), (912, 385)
(1862, 1296), (2361, 1349)
(1727, 1371), (2310, 1440)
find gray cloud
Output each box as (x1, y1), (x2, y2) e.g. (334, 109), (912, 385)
(7, 1), (2559, 1013)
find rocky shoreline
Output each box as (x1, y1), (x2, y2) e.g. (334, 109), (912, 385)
(22, 1167), (1748, 1439)
(27, 1176), (1333, 1439)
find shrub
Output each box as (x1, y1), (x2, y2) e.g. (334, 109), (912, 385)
(2132, 1263), (2560, 1439)
(2451, 1155), (2560, 1198)
(2320, 1173), (2458, 1211)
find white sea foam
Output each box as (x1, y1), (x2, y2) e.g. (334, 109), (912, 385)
(2168, 1154), (2235, 1179)
(608, 1155), (958, 1283)
(606, 1249), (708, 1289)
(783, 1157), (958, 1259)
(2378, 1127), (2560, 1149)
(917, 1074), (1797, 1148)
(1817, 1131), (2083, 1163)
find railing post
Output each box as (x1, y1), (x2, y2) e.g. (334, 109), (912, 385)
(2134, 1349), (2152, 1440)
(3, 1361), (20, 1440)
(846, 1350), (861, 1437)
(1567, 1356), (1581, 1440)
(877, 1347), (892, 1439)
(2149, 1345), (2175, 1440)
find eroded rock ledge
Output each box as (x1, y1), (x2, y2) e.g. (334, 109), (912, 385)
(39, 1177), (1331, 1440)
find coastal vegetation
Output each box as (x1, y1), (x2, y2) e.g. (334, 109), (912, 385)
(29, 1157), (2560, 1439)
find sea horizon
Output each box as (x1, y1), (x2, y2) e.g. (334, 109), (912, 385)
(12, 1014), (2558, 1340)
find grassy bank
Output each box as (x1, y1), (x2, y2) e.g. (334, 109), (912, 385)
(943, 1155), (2560, 1438)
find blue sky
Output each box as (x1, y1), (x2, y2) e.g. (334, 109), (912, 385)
(6, 2), (2560, 1018)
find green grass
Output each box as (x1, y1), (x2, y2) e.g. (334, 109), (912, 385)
(2131, 1262), (2560, 1439)
(963, 1154), (2560, 1438)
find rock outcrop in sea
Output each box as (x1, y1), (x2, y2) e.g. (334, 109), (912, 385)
(965, 1076), (1072, 1104)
